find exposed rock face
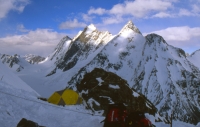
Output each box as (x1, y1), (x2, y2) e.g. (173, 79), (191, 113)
(49, 36), (72, 62)
(0, 53), (45, 71)
(0, 54), (24, 72)
(70, 68), (157, 115)
(46, 24), (112, 76)
(133, 33), (200, 124)
(24, 54), (45, 64)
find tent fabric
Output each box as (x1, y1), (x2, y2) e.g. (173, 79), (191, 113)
(48, 89), (82, 105)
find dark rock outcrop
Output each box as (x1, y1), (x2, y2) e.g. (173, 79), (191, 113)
(69, 68), (157, 116)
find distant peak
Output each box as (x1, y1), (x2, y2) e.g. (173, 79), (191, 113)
(83, 24), (97, 35)
(145, 33), (167, 44)
(190, 49), (200, 56)
(87, 24), (96, 30)
(59, 35), (72, 42)
(127, 20), (134, 26)
(86, 24), (96, 32)
(119, 20), (141, 34)
(146, 33), (162, 38)
(63, 35), (72, 40)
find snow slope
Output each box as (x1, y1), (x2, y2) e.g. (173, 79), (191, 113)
(0, 61), (151, 127)
(0, 61), (38, 95)
(0, 62), (199, 127)
(0, 54), (30, 72)
(0, 60), (105, 127)
(0, 81), (104, 127)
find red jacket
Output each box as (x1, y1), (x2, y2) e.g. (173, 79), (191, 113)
(138, 118), (152, 127)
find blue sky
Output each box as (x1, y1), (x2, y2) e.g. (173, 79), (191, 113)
(0, 0), (200, 56)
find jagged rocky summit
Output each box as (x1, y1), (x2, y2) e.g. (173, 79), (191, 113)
(46, 23), (113, 76)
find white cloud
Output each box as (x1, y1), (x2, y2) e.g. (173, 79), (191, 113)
(0, 0), (30, 20)
(102, 16), (123, 25)
(17, 24), (29, 32)
(109, 0), (172, 18)
(59, 19), (86, 29)
(88, 7), (107, 15)
(145, 26), (200, 41)
(153, 7), (200, 18)
(85, 0), (200, 23)
(178, 9), (194, 16)
(88, 0), (172, 18)
(152, 12), (173, 18)
(0, 29), (65, 56)
(192, 5), (200, 13)
(177, 1), (200, 17)
(82, 14), (93, 22)
(84, 0), (175, 26)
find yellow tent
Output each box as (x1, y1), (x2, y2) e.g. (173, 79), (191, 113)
(48, 89), (82, 105)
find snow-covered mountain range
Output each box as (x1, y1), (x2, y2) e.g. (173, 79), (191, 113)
(1, 21), (200, 125)
(0, 53), (45, 72)
(47, 24), (112, 75)
(44, 21), (200, 124)
(0, 61), (197, 127)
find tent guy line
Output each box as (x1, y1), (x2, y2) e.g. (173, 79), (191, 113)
(0, 90), (102, 117)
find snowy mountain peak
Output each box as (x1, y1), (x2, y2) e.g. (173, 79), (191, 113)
(48, 35), (72, 61)
(119, 20), (141, 34)
(71, 24), (96, 40)
(87, 24), (96, 30)
(73, 23), (111, 45)
(83, 24), (97, 35)
(62, 35), (72, 41)
(72, 24), (100, 43)
(190, 49), (200, 56)
(45, 23), (113, 73)
(145, 33), (167, 44)
(187, 49), (200, 69)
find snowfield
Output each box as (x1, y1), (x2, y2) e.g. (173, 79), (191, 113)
(0, 58), (200, 127)
(0, 62), (104, 127)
